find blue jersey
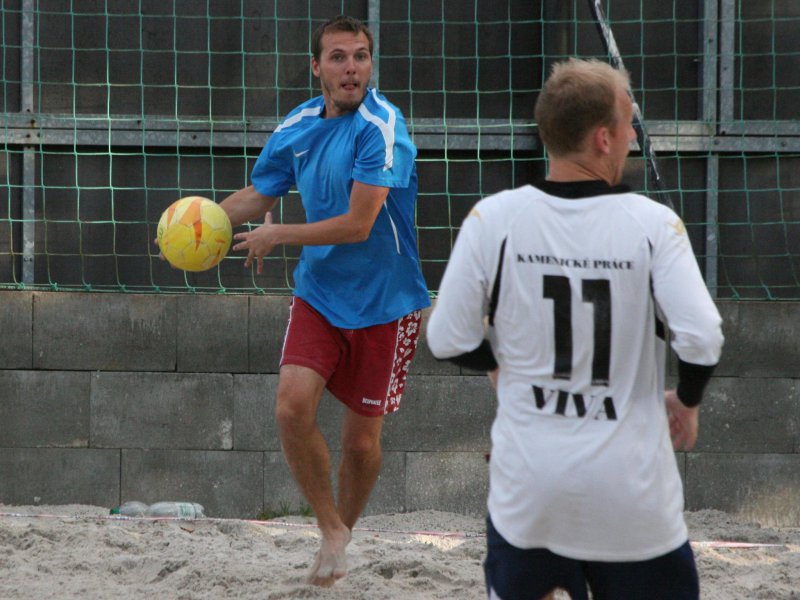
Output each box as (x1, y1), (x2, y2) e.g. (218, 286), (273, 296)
(250, 89), (430, 328)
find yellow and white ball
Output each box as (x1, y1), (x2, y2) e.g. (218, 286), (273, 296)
(157, 196), (232, 272)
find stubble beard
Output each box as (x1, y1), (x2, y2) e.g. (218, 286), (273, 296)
(333, 95), (363, 114)
(322, 77), (366, 115)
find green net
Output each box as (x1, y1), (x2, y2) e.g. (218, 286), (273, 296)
(0, 1), (798, 298)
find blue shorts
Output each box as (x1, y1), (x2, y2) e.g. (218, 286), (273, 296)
(484, 516), (699, 600)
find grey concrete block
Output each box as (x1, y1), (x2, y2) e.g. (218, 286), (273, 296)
(675, 453), (686, 486)
(176, 295), (249, 373)
(406, 452), (489, 516)
(0, 371), (90, 447)
(263, 451), (305, 514)
(233, 374), (279, 451)
(91, 372), (234, 449)
(411, 306), (461, 376)
(33, 292), (176, 371)
(382, 375), (495, 452)
(685, 453), (800, 521)
(261, 450), (406, 517)
(697, 377), (798, 453)
(364, 451), (406, 516)
(714, 301), (800, 378)
(232, 371), (361, 452)
(264, 452), (308, 515)
(248, 295), (291, 373)
(121, 448), (263, 519)
(0, 291), (32, 369)
(316, 392), (347, 450)
(0, 448), (119, 507)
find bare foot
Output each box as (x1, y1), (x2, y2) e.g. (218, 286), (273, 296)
(307, 525), (351, 587)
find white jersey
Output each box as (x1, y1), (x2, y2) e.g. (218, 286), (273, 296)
(427, 183), (723, 561)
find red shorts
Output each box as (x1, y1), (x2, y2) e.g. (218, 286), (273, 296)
(280, 296), (422, 417)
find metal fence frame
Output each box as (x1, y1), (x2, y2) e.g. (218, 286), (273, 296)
(6, 0), (800, 294)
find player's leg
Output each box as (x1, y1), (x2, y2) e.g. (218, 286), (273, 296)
(584, 541), (699, 600)
(326, 309), (421, 529)
(337, 410), (384, 529)
(277, 297), (351, 586)
(276, 364), (351, 587)
(484, 516), (588, 600)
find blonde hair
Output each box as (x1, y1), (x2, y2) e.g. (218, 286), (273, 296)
(534, 58), (631, 157)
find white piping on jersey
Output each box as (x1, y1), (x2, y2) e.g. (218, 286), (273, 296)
(383, 204), (401, 254)
(358, 89), (396, 170)
(274, 106), (323, 132)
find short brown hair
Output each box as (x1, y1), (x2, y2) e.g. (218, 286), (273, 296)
(534, 58), (630, 157)
(311, 15), (374, 62)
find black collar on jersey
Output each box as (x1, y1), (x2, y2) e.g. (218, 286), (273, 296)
(537, 179), (631, 199)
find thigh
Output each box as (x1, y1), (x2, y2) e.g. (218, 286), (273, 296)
(277, 364), (326, 409)
(484, 516), (589, 600)
(586, 541), (699, 600)
(280, 296), (344, 381)
(340, 408), (384, 452)
(328, 310), (421, 417)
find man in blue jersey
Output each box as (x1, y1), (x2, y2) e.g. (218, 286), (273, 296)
(220, 15), (429, 588)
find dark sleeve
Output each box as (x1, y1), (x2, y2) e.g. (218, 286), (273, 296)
(435, 339), (498, 371)
(676, 359), (717, 407)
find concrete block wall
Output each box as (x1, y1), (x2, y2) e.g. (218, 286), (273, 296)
(677, 302), (800, 525)
(0, 291), (798, 523)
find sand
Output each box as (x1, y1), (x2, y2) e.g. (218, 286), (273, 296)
(0, 505), (798, 599)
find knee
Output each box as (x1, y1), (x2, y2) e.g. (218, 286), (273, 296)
(275, 390), (315, 435)
(341, 430), (381, 461)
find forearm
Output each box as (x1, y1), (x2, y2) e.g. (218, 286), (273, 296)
(268, 213), (374, 247)
(676, 359), (717, 407)
(219, 185), (277, 228)
(435, 339), (498, 371)
(267, 181), (387, 247)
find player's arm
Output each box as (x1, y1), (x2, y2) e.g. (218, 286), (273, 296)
(427, 207), (498, 371)
(231, 181), (388, 273)
(651, 209), (723, 447)
(665, 389), (699, 451)
(665, 354), (715, 451)
(218, 185), (278, 228)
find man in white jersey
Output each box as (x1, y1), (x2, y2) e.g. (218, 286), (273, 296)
(218, 16), (429, 587)
(427, 58), (723, 600)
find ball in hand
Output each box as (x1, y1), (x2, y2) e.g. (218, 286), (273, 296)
(157, 196), (232, 272)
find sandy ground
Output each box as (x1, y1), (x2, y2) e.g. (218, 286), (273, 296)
(0, 505), (798, 599)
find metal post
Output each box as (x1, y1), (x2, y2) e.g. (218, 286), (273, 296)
(702, 0), (720, 296)
(367, 0), (380, 89)
(21, 0), (35, 285)
(718, 0), (735, 131)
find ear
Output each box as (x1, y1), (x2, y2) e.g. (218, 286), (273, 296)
(311, 56), (321, 78)
(593, 126), (612, 155)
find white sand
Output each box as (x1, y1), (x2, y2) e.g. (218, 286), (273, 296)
(0, 505), (797, 599)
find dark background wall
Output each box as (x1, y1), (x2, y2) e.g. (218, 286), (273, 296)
(1, 1), (798, 298)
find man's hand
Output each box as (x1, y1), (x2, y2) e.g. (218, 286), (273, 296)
(488, 368), (499, 389)
(665, 389), (699, 451)
(232, 212), (279, 274)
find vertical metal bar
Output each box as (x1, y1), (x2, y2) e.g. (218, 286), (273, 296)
(541, 0), (573, 180)
(21, 0), (35, 285)
(704, 156), (720, 297)
(367, 0), (380, 89)
(543, 0), (572, 77)
(719, 0), (735, 131)
(702, 0), (718, 126)
(702, 0), (719, 296)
